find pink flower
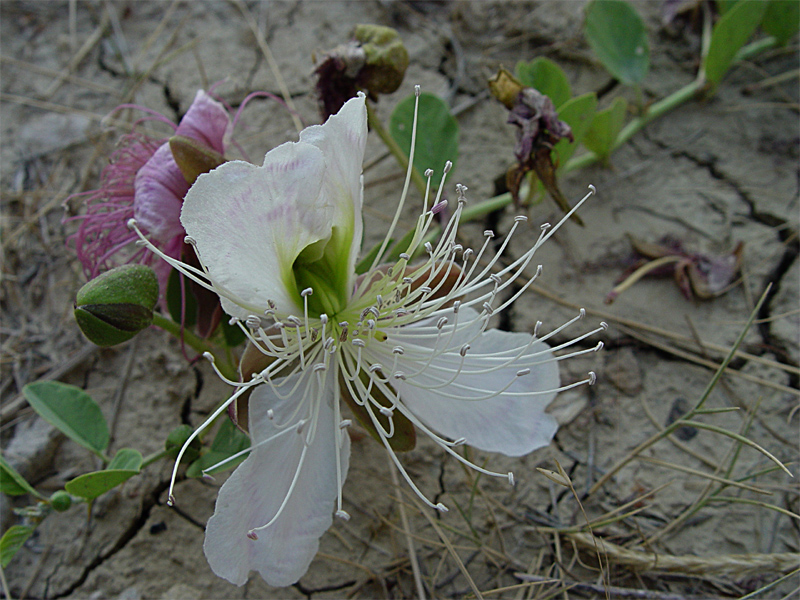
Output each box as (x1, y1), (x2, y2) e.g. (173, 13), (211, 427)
(68, 90), (232, 291)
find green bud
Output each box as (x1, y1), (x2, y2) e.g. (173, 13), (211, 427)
(50, 490), (72, 512)
(74, 264), (159, 347)
(354, 24), (409, 95)
(169, 135), (225, 185)
(165, 424), (201, 462)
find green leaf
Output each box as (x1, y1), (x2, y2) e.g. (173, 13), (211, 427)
(166, 268), (198, 329)
(514, 57), (572, 109)
(704, 0), (769, 88)
(355, 238), (391, 275)
(107, 448), (143, 471)
(585, 0), (650, 85)
(65, 469), (138, 501)
(1, 525), (34, 568)
(220, 317), (246, 347)
(23, 381), (109, 456)
(186, 419), (250, 478)
(762, 0), (799, 46)
(0, 454), (44, 499)
(582, 97), (628, 160)
(715, 0), (739, 16)
(390, 92), (459, 178)
(553, 92), (598, 166)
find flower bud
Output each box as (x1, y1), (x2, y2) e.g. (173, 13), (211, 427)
(74, 264), (159, 347)
(165, 424), (201, 462)
(353, 24), (408, 96)
(314, 24), (408, 119)
(50, 490), (72, 512)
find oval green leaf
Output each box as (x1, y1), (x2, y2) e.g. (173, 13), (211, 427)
(582, 96), (628, 160)
(108, 448), (143, 471)
(553, 92), (598, 166)
(515, 57), (572, 109)
(65, 469), (138, 501)
(704, 0), (769, 89)
(1, 525), (34, 568)
(0, 455), (44, 499)
(585, 0), (650, 86)
(23, 381), (109, 456)
(390, 92), (459, 178)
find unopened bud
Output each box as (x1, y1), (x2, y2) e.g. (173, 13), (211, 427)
(49, 490), (72, 512)
(74, 264), (159, 347)
(354, 24), (409, 96)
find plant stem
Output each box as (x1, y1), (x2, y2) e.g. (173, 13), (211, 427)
(735, 36), (778, 63)
(141, 448), (169, 469)
(151, 313), (238, 381)
(586, 287), (772, 497)
(366, 100), (428, 198)
(563, 78), (705, 174)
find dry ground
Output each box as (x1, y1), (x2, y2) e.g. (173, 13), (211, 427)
(1, 1), (798, 599)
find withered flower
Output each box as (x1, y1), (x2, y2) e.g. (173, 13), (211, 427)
(489, 68), (581, 224)
(606, 235), (744, 303)
(314, 24), (409, 119)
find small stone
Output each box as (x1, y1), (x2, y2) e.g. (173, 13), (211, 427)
(160, 583), (202, 600)
(604, 348), (643, 395)
(117, 586), (142, 600)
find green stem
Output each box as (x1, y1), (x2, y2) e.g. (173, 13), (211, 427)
(151, 312), (238, 381)
(563, 78), (705, 174)
(366, 100), (428, 198)
(141, 448), (169, 469)
(735, 36), (779, 63)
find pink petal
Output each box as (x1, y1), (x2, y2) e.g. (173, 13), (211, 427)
(133, 144), (188, 242)
(176, 90), (231, 154)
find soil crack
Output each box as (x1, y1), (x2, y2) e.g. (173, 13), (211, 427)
(51, 480), (170, 599)
(676, 149), (799, 387)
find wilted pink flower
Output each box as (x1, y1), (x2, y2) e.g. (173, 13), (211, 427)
(68, 90), (232, 290)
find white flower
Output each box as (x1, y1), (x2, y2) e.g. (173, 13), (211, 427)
(130, 89), (603, 587)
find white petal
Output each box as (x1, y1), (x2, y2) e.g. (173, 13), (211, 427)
(299, 94), (367, 280)
(203, 371), (350, 586)
(181, 142), (333, 318)
(389, 310), (559, 456)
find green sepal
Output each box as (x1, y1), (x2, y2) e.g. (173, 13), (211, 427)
(169, 135), (225, 185)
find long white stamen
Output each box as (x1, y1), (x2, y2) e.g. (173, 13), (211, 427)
(167, 382), (257, 506)
(370, 85), (422, 271)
